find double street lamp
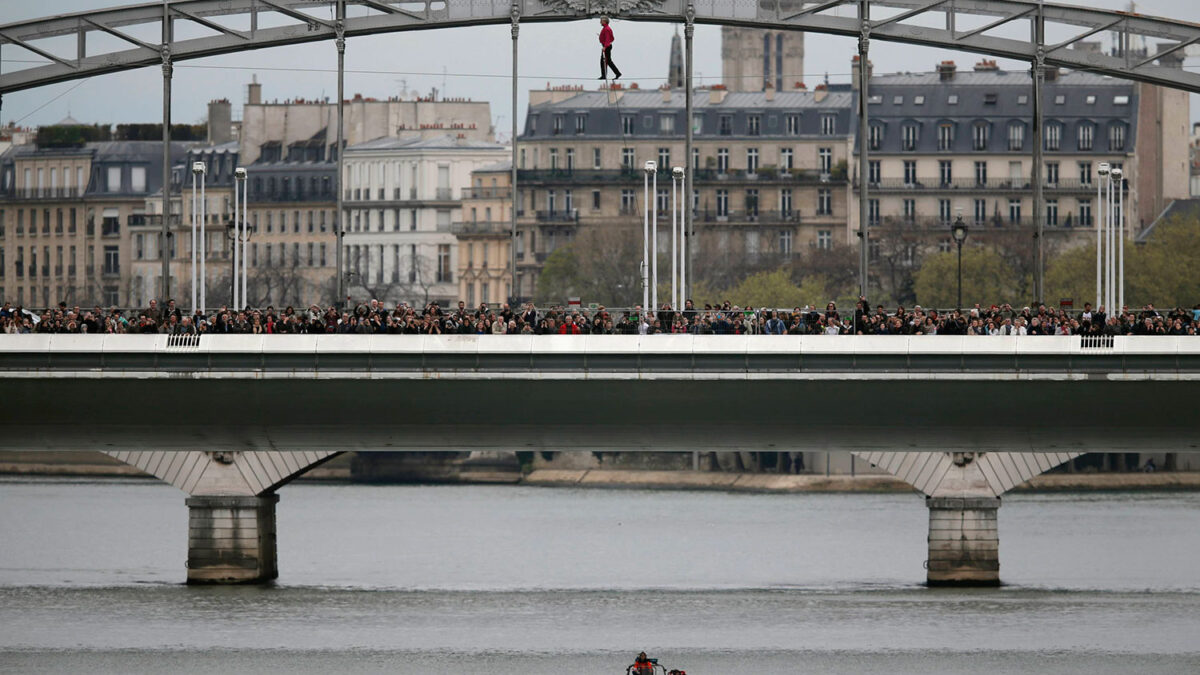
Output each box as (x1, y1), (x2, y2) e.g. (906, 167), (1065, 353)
(951, 211), (969, 310)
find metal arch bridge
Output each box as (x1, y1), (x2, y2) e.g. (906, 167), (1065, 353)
(1, 0), (1199, 95)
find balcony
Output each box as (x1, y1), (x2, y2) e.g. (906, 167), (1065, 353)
(875, 215), (1085, 230)
(462, 187), (512, 200)
(442, 221), (513, 235)
(142, 214), (183, 226)
(6, 187), (84, 201)
(858, 178), (1111, 193)
(698, 210), (802, 224)
(535, 209), (579, 224)
(434, 187), (453, 200)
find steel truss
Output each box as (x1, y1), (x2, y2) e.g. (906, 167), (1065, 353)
(0, 0), (1198, 94)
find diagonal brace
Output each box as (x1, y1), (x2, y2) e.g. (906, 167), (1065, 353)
(255, 0), (335, 29)
(170, 6), (251, 39)
(0, 30), (77, 69)
(82, 17), (158, 52)
(782, 0), (848, 23)
(871, 0), (949, 31)
(954, 7), (1035, 43)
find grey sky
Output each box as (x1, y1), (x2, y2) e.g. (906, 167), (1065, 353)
(1, 0), (1197, 136)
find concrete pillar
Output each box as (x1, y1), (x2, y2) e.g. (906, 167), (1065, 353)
(926, 496), (1000, 586)
(185, 494), (278, 584)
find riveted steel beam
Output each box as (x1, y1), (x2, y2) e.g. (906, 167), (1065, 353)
(1, 0), (1199, 95)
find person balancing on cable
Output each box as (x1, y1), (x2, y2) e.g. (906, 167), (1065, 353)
(599, 17), (621, 81)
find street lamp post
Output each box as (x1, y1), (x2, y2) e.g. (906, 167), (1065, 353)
(1096, 162), (1108, 312)
(642, 160), (656, 318)
(1112, 166), (1124, 312)
(225, 206), (252, 308)
(234, 167), (248, 308)
(951, 213), (968, 310)
(190, 161), (207, 315)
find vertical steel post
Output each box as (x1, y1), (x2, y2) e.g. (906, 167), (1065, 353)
(643, 165), (651, 315)
(241, 174), (248, 306)
(1032, 1), (1046, 305)
(161, 1), (172, 302)
(1095, 169), (1102, 311)
(335, 0), (346, 308)
(684, 6), (694, 305)
(511, 5), (520, 303)
(857, 0), (871, 298)
(1106, 175), (1114, 310)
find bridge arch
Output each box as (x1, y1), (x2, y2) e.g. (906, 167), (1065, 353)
(2, 1), (1199, 95)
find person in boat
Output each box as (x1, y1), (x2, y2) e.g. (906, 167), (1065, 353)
(629, 651), (654, 675)
(599, 17), (622, 81)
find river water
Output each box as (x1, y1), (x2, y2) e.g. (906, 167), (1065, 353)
(1, 478), (1198, 674)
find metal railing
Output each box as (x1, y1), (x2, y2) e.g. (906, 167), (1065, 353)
(858, 178), (1123, 192)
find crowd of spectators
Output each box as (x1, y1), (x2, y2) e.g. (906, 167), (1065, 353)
(2, 298), (1199, 336)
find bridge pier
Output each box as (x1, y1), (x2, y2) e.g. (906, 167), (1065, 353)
(926, 496), (1000, 587)
(185, 494), (278, 584)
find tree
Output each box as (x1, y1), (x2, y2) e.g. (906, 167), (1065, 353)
(535, 225), (642, 306)
(913, 246), (1022, 308)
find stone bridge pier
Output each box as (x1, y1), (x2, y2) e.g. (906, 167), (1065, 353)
(855, 451), (1080, 586)
(103, 450), (339, 584)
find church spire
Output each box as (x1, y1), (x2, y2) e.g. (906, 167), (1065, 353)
(668, 27), (684, 89)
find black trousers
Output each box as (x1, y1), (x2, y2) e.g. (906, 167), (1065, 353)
(600, 46), (621, 79)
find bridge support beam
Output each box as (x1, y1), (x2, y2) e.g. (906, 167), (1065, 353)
(185, 494), (279, 584)
(926, 496), (1000, 586)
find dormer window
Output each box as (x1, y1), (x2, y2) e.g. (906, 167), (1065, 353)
(902, 124), (919, 151)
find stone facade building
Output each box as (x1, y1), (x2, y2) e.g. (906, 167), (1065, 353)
(456, 161), (514, 307)
(721, 27), (805, 93)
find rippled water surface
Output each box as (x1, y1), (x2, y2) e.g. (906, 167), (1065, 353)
(1, 478), (1198, 674)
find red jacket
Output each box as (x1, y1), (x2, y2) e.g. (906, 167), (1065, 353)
(600, 24), (614, 48)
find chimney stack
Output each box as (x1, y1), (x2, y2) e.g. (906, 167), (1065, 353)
(974, 59), (999, 72)
(207, 100), (233, 145)
(709, 86), (728, 104)
(937, 60), (957, 81)
(247, 75), (262, 105)
(851, 54), (874, 90)
(764, 81), (775, 102)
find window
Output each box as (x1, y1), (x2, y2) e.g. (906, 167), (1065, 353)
(622, 116), (635, 135)
(974, 161), (988, 185)
(903, 199), (916, 221)
(1046, 162), (1059, 186)
(1079, 162), (1093, 186)
(973, 123), (989, 151)
(660, 115), (675, 134)
(817, 188), (832, 215)
(1113, 95), (1129, 105)
(1008, 124), (1024, 151)
(744, 189), (758, 216)
(868, 199), (880, 226)
(746, 148), (759, 174)
(566, 148), (575, 171)
(818, 148), (832, 175)
(1078, 124), (1094, 151)
(107, 167), (121, 192)
(553, 115), (564, 135)
(984, 93), (998, 105)
(902, 125), (919, 151)
(103, 245), (120, 275)
(779, 230), (793, 256)
(1079, 199), (1093, 227)
(1045, 123), (1061, 151)
(658, 148), (671, 170)
(821, 114), (836, 135)
(593, 148), (602, 169)
(718, 115), (732, 136)
(914, 95), (925, 106)
(903, 161), (917, 186)
(747, 115), (761, 136)
(939, 160), (953, 185)
(868, 160), (881, 185)
(716, 190), (729, 217)
(973, 199), (987, 224)
(780, 189), (793, 216)
(1108, 124), (1126, 151)
(717, 148), (729, 173)
(308, 243), (314, 267)
(437, 244), (451, 282)
(621, 189), (635, 213)
(1009, 199), (1022, 224)
(938, 199), (952, 224)
(1054, 94), (1065, 105)
(786, 115), (800, 135)
(1046, 199), (1059, 226)
(621, 148), (635, 169)
(893, 95), (904, 105)
(780, 148), (794, 171)
(938, 124), (954, 151)
(592, 190), (601, 210)
(549, 148), (559, 170)
(869, 125), (883, 150)
(69, 209), (76, 234)
(948, 94), (959, 105)
(410, 209), (418, 231)
(693, 114), (704, 135)
(817, 230), (832, 250)
(575, 115), (586, 134)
